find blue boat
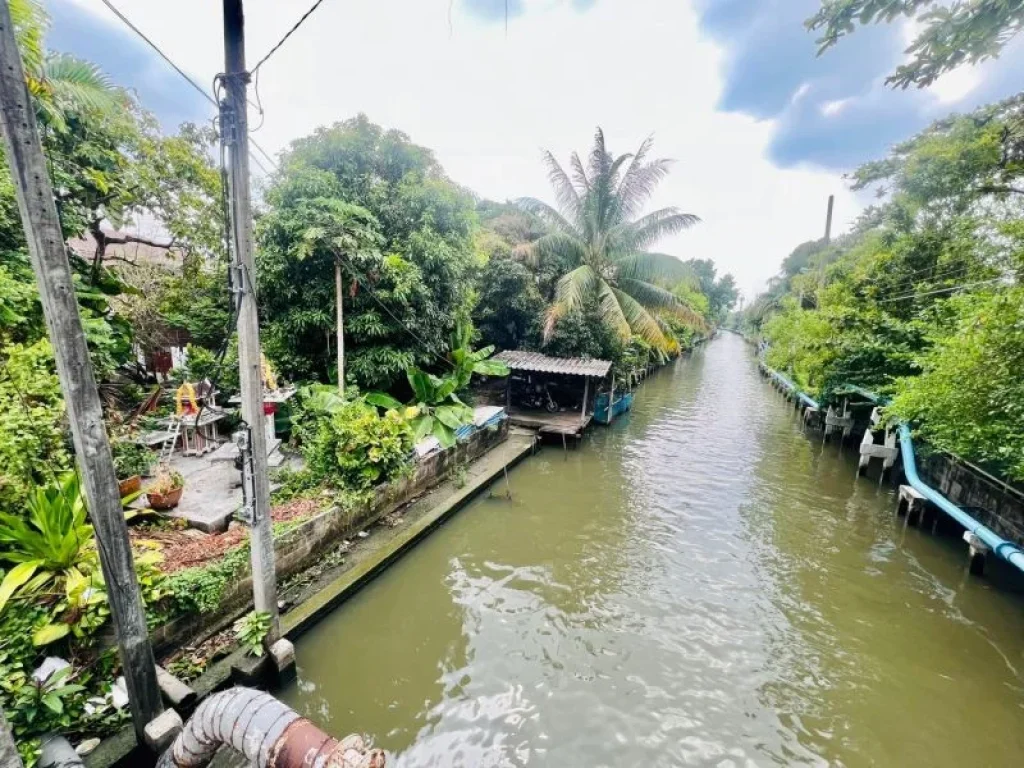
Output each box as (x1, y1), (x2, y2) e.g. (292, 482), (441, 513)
(594, 390), (634, 424)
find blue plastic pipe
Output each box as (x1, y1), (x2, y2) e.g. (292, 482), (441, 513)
(761, 364), (820, 410)
(898, 424), (1024, 573)
(759, 360), (1024, 575)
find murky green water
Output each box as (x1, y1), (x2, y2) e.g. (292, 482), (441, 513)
(282, 334), (1024, 766)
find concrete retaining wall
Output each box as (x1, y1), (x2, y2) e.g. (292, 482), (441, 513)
(918, 450), (1024, 546)
(150, 421), (509, 654)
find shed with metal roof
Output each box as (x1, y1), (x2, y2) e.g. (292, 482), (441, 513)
(492, 351), (611, 379)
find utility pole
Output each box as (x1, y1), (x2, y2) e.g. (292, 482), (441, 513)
(336, 258), (344, 397)
(0, 0), (163, 740)
(824, 194), (835, 243)
(222, 0), (279, 640)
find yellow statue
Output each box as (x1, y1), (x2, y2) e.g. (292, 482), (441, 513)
(261, 353), (278, 391)
(175, 381), (198, 416)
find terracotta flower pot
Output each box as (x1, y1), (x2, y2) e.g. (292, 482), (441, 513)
(118, 475), (142, 497)
(147, 486), (183, 510)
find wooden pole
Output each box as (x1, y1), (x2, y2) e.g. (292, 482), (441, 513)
(581, 376), (589, 422)
(222, 0), (279, 640)
(0, 0), (163, 740)
(335, 258), (344, 397)
(608, 376), (615, 424)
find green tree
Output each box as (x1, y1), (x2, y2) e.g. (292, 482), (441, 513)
(258, 117), (477, 388)
(264, 191), (382, 394)
(807, 0), (1024, 88)
(516, 128), (703, 352)
(473, 257), (544, 351)
(888, 285), (1024, 480)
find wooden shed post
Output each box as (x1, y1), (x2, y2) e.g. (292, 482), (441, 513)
(581, 376), (590, 420)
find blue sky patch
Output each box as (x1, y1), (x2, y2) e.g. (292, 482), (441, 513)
(696, 0), (1024, 170)
(46, 0), (210, 132)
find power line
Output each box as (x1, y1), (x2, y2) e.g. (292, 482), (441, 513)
(338, 253), (456, 370)
(863, 261), (976, 289)
(98, 0), (278, 173)
(99, 0), (211, 107)
(867, 264), (976, 295)
(251, 0), (330, 74)
(878, 277), (1006, 303)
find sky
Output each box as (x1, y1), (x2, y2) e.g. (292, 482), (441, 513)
(49, 0), (1024, 299)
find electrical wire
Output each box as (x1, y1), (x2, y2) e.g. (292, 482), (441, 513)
(862, 262), (976, 290)
(98, 0), (278, 173)
(250, 0), (331, 74)
(337, 253), (457, 370)
(877, 277), (1006, 303)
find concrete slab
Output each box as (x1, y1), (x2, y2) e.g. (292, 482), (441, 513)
(159, 442), (289, 532)
(143, 708), (182, 753)
(165, 455), (240, 533)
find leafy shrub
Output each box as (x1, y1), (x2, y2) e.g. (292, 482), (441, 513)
(0, 473), (97, 624)
(888, 287), (1024, 481)
(234, 611), (272, 656)
(0, 339), (69, 510)
(164, 543), (251, 615)
(111, 439), (153, 479)
(367, 325), (508, 448)
(300, 399), (412, 490)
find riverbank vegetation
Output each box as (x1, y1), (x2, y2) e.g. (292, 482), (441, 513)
(0, 3), (736, 759)
(744, 93), (1024, 481)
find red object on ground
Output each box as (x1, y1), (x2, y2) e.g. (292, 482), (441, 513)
(263, 402), (277, 416)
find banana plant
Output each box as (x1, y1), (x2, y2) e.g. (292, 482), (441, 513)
(449, 321), (510, 390)
(367, 368), (474, 449)
(367, 325), (509, 448)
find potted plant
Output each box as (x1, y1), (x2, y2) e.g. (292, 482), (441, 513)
(112, 441), (155, 497)
(146, 468), (185, 510)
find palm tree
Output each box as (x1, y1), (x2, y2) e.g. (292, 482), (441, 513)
(516, 128), (703, 351)
(10, 0), (124, 130)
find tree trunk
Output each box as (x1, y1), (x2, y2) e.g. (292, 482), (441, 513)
(89, 218), (107, 285)
(342, 257), (350, 397)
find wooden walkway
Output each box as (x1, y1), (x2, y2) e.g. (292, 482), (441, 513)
(507, 407), (590, 436)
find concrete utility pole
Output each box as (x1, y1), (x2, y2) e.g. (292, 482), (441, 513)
(824, 194), (835, 243)
(222, 0), (279, 640)
(0, 0), (164, 740)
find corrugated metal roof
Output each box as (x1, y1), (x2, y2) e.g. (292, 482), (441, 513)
(493, 350), (611, 378)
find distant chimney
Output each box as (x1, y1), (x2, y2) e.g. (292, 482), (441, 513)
(824, 195), (834, 243)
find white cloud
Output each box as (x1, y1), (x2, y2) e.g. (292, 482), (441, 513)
(820, 98), (849, 116)
(70, 0), (858, 300)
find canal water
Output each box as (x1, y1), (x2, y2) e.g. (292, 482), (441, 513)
(281, 334), (1024, 766)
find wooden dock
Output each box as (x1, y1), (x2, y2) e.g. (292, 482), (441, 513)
(507, 407), (590, 436)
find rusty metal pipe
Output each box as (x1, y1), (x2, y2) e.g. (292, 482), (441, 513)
(156, 687), (384, 768)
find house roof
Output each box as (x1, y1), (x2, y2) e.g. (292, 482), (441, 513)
(493, 350), (611, 378)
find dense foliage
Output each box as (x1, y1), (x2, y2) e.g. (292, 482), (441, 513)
(888, 285), (1024, 478)
(257, 116), (477, 388)
(289, 387), (414, 493)
(749, 95), (1024, 480)
(807, 0), (1024, 88)
(472, 256), (544, 351)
